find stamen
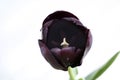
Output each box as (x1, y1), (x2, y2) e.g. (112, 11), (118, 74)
(60, 38), (69, 47)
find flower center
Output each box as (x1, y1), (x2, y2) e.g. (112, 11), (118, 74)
(60, 38), (69, 48)
(46, 19), (87, 49)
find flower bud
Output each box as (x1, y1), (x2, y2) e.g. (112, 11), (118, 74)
(38, 11), (92, 71)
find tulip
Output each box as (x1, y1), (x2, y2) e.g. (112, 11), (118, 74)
(38, 11), (92, 71)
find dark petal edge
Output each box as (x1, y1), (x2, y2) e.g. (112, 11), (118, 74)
(84, 30), (92, 56)
(38, 40), (64, 70)
(43, 11), (79, 25)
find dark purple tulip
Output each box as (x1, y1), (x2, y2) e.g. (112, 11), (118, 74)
(38, 11), (92, 71)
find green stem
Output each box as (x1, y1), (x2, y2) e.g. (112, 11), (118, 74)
(68, 66), (76, 80)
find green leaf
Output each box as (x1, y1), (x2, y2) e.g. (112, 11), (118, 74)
(68, 66), (78, 80)
(85, 51), (120, 80)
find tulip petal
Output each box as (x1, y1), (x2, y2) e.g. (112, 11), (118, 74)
(51, 47), (83, 70)
(60, 47), (83, 68)
(38, 40), (64, 70)
(43, 11), (79, 25)
(51, 48), (68, 70)
(84, 30), (92, 56)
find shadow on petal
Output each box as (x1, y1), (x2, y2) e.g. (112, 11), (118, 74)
(38, 40), (64, 70)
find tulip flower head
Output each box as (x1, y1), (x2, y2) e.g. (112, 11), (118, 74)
(38, 11), (92, 71)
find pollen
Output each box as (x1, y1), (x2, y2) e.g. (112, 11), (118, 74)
(60, 38), (69, 47)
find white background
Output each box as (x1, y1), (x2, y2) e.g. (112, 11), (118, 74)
(0, 0), (120, 80)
